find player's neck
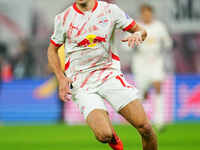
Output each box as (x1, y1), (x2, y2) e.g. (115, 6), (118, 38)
(144, 20), (153, 25)
(76, 0), (95, 12)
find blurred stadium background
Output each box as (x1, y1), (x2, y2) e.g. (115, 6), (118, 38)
(0, 0), (200, 150)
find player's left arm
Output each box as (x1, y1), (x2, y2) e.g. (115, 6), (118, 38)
(110, 4), (147, 48)
(121, 24), (147, 48)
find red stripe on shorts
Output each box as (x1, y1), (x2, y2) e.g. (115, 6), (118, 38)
(116, 75), (126, 87)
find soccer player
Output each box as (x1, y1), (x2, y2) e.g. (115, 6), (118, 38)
(48, 0), (157, 150)
(131, 4), (172, 131)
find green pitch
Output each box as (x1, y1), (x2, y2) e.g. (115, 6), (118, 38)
(0, 123), (199, 150)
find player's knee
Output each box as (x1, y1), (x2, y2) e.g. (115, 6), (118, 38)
(95, 129), (113, 143)
(137, 123), (153, 138)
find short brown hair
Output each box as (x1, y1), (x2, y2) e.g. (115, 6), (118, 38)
(140, 4), (154, 13)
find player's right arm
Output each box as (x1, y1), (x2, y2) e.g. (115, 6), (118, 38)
(47, 43), (72, 102)
(48, 14), (72, 102)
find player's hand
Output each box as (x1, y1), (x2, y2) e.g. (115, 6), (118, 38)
(58, 77), (73, 102)
(121, 32), (143, 48)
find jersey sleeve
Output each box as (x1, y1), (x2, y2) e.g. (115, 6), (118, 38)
(50, 15), (65, 47)
(111, 4), (136, 31)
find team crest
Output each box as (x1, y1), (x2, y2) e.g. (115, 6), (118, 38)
(97, 16), (109, 28)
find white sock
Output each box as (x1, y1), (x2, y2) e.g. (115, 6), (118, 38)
(154, 93), (165, 130)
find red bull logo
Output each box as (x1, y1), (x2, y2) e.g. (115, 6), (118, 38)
(77, 34), (106, 47)
(178, 84), (200, 118)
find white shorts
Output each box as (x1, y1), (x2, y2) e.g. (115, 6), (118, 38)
(132, 57), (165, 96)
(71, 74), (141, 119)
(134, 70), (165, 96)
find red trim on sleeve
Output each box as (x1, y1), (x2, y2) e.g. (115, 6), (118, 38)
(123, 20), (136, 31)
(112, 52), (120, 61)
(50, 39), (62, 47)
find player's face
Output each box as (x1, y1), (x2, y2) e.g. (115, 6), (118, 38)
(75, 0), (91, 5)
(141, 9), (153, 24)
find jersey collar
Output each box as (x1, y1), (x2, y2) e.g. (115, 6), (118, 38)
(73, 0), (98, 15)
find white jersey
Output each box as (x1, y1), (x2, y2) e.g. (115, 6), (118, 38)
(51, 0), (136, 90)
(132, 20), (172, 74)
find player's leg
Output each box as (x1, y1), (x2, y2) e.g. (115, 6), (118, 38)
(73, 91), (123, 150)
(87, 109), (113, 143)
(98, 75), (157, 150)
(87, 109), (123, 150)
(152, 80), (165, 130)
(150, 60), (166, 131)
(131, 58), (151, 101)
(119, 100), (157, 150)
(134, 72), (150, 101)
